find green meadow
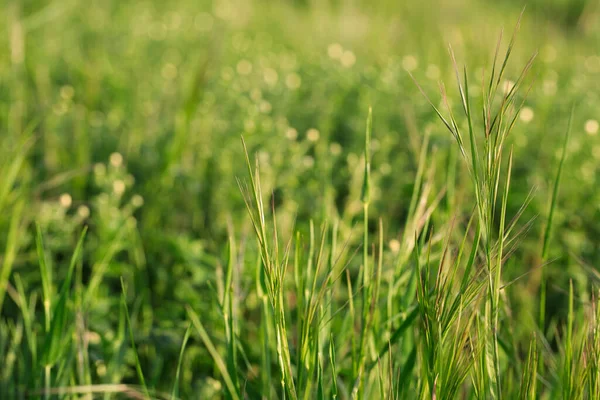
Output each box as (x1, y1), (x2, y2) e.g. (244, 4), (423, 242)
(1, 0), (600, 398)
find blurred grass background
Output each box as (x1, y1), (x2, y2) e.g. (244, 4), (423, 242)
(1, 0), (600, 398)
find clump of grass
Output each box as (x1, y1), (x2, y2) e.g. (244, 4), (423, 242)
(410, 11), (551, 399)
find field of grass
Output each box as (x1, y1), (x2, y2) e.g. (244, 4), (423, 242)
(1, 0), (600, 398)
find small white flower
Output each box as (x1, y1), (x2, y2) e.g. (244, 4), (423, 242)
(236, 60), (252, 75)
(59, 193), (72, 208)
(259, 100), (272, 113)
(520, 107), (534, 123)
(340, 51), (356, 68)
(329, 142), (342, 156)
(402, 55), (418, 72)
(131, 195), (144, 208)
(328, 43), (343, 60)
(286, 127), (298, 140)
(263, 68), (278, 85)
(306, 128), (320, 142)
(389, 239), (401, 254)
(93, 163), (106, 176)
(96, 362), (107, 377)
(109, 152), (123, 167)
(585, 119), (599, 135)
(77, 205), (90, 218)
(113, 180), (126, 196)
(60, 85), (75, 100)
(250, 88), (262, 101)
(86, 331), (101, 344)
(302, 156), (314, 168)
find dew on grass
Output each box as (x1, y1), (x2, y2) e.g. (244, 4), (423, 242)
(87, 331), (101, 344)
(328, 43), (343, 60)
(113, 180), (126, 196)
(402, 55), (418, 72)
(96, 362), (107, 377)
(263, 68), (278, 85)
(341, 51), (356, 68)
(389, 239), (401, 254)
(94, 163), (106, 177)
(520, 107), (534, 123)
(110, 152), (123, 167)
(59, 193), (72, 208)
(237, 60), (253, 75)
(259, 100), (272, 113)
(585, 119), (599, 135)
(53, 102), (69, 116)
(221, 67), (234, 81)
(77, 205), (90, 218)
(329, 142), (342, 156)
(285, 73), (301, 89)
(250, 88), (262, 101)
(286, 127), (298, 140)
(302, 155), (314, 168)
(306, 128), (320, 142)
(60, 85), (75, 100)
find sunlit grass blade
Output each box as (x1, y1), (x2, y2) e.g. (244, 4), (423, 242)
(0, 200), (24, 312)
(171, 324), (191, 400)
(187, 306), (240, 400)
(121, 279), (150, 400)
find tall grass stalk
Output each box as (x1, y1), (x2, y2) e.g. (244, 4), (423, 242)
(412, 12), (537, 398)
(352, 107), (373, 399)
(240, 137), (297, 400)
(539, 107), (573, 329)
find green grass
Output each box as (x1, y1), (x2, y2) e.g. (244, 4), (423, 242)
(1, 0), (600, 398)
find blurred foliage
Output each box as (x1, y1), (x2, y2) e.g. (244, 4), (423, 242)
(0, 0), (599, 397)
